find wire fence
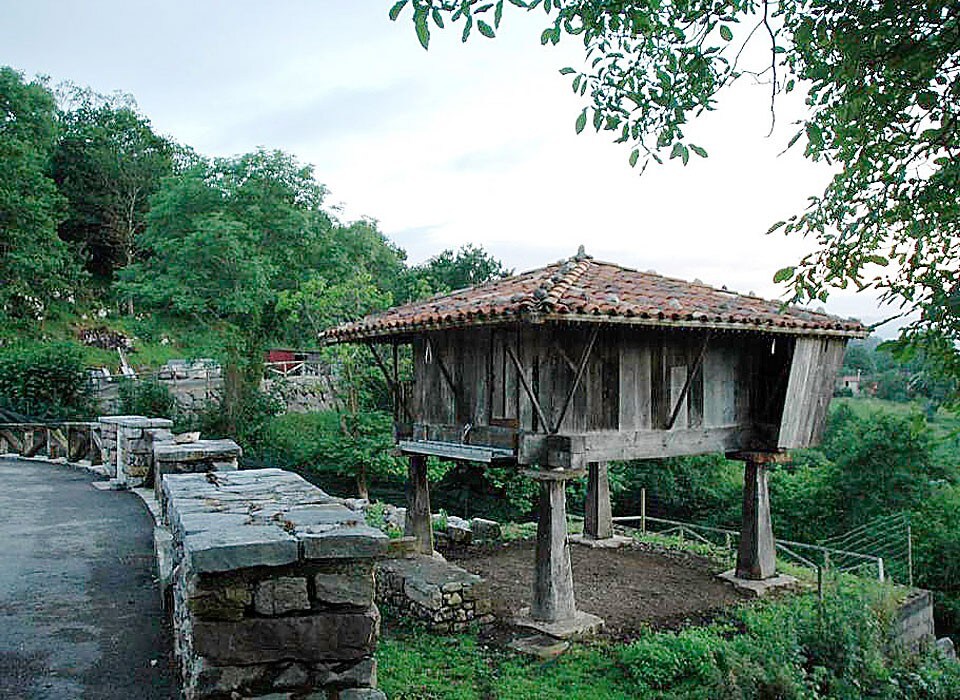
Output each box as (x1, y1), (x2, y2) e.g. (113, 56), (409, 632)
(609, 490), (913, 595)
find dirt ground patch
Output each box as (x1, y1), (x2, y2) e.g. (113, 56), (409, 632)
(444, 539), (744, 641)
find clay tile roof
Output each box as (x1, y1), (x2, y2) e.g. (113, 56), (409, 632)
(323, 251), (867, 343)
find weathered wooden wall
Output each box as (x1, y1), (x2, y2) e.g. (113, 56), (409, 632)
(405, 324), (843, 465)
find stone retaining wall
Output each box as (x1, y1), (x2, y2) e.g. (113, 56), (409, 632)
(894, 589), (936, 653)
(162, 468), (388, 700)
(376, 556), (493, 634)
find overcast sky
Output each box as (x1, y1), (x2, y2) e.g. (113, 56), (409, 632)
(2, 1), (903, 335)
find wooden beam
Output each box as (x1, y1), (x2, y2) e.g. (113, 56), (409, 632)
(552, 326), (600, 434)
(506, 344), (552, 434)
(367, 342), (414, 422)
(665, 331), (712, 430)
(522, 426), (750, 468)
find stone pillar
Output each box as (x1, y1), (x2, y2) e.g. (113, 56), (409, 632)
(405, 454), (434, 555)
(533, 477), (577, 622)
(517, 468), (603, 638)
(735, 453), (780, 580)
(583, 461), (613, 540)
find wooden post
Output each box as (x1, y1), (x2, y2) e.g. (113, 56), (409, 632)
(532, 475), (577, 622)
(734, 453), (779, 580)
(584, 461), (613, 540)
(404, 454), (434, 555)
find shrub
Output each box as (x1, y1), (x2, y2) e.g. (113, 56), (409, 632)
(117, 378), (178, 422)
(0, 341), (94, 419)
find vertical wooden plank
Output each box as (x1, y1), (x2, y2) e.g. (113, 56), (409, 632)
(650, 332), (666, 429)
(474, 328), (490, 427)
(778, 337), (820, 448)
(601, 338), (619, 430)
(688, 335), (704, 429)
(669, 365), (688, 430)
(618, 331), (639, 431)
(504, 329), (518, 421)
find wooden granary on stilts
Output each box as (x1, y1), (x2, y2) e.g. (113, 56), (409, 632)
(323, 248), (866, 636)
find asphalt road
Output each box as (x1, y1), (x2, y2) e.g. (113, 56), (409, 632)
(0, 458), (178, 699)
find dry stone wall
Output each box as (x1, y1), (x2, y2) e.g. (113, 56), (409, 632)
(162, 468), (388, 700)
(376, 555), (493, 633)
(98, 415), (173, 485)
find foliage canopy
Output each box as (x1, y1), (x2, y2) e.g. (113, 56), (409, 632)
(391, 0), (960, 391)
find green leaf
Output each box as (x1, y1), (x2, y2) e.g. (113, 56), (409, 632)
(689, 144), (708, 158)
(773, 266), (795, 283)
(388, 0), (408, 21)
(575, 109), (587, 134)
(629, 149), (639, 167)
(540, 27), (553, 45)
(767, 221), (787, 234)
(414, 9), (430, 49)
(720, 25), (733, 41)
(865, 255), (889, 267)
(592, 109), (602, 131)
(462, 15), (473, 42)
(559, 67), (576, 75)
(431, 8), (444, 28)
(478, 20), (495, 38)
(669, 142), (688, 165)
(494, 0), (504, 27)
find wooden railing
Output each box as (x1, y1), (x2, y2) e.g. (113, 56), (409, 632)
(0, 422), (102, 464)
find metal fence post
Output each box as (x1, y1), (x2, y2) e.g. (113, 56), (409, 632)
(641, 488), (646, 534)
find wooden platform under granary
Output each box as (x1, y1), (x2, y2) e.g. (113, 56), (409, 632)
(324, 248), (867, 637)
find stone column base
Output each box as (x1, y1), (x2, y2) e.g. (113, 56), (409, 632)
(717, 569), (798, 598)
(569, 533), (632, 549)
(513, 607), (604, 640)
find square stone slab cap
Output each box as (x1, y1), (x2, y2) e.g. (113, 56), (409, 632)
(717, 569), (799, 598)
(184, 525), (299, 573)
(99, 415), (174, 428)
(300, 524), (389, 560)
(153, 439), (242, 462)
(569, 534), (633, 549)
(513, 608), (604, 640)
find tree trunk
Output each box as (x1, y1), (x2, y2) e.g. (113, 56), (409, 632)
(357, 463), (369, 501)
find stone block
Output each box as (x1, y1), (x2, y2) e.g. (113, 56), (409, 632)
(193, 610), (380, 665)
(255, 577), (311, 616)
(338, 688), (386, 700)
(314, 569), (375, 608)
(189, 580), (252, 621)
(194, 661), (268, 695)
(470, 518), (502, 541)
(185, 526), (299, 573)
(329, 657), (377, 687)
(300, 525), (388, 561)
(273, 662), (310, 688)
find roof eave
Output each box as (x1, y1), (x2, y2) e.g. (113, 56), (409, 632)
(322, 311), (867, 344)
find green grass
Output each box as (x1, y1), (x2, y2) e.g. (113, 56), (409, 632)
(376, 581), (960, 699)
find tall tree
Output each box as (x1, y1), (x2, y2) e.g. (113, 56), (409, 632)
(409, 243), (511, 295)
(53, 88), (178, 294)
(391, 1), (960, 395)
(0, 67), (80, 327)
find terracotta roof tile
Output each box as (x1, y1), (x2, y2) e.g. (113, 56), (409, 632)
(323, 252), (867, 342)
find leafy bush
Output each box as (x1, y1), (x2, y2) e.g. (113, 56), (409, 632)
(188, 384), (282, 455)
(116, 378), (178, 422)
(261, 410), (405, 499)
(0, 341), (94, 419)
